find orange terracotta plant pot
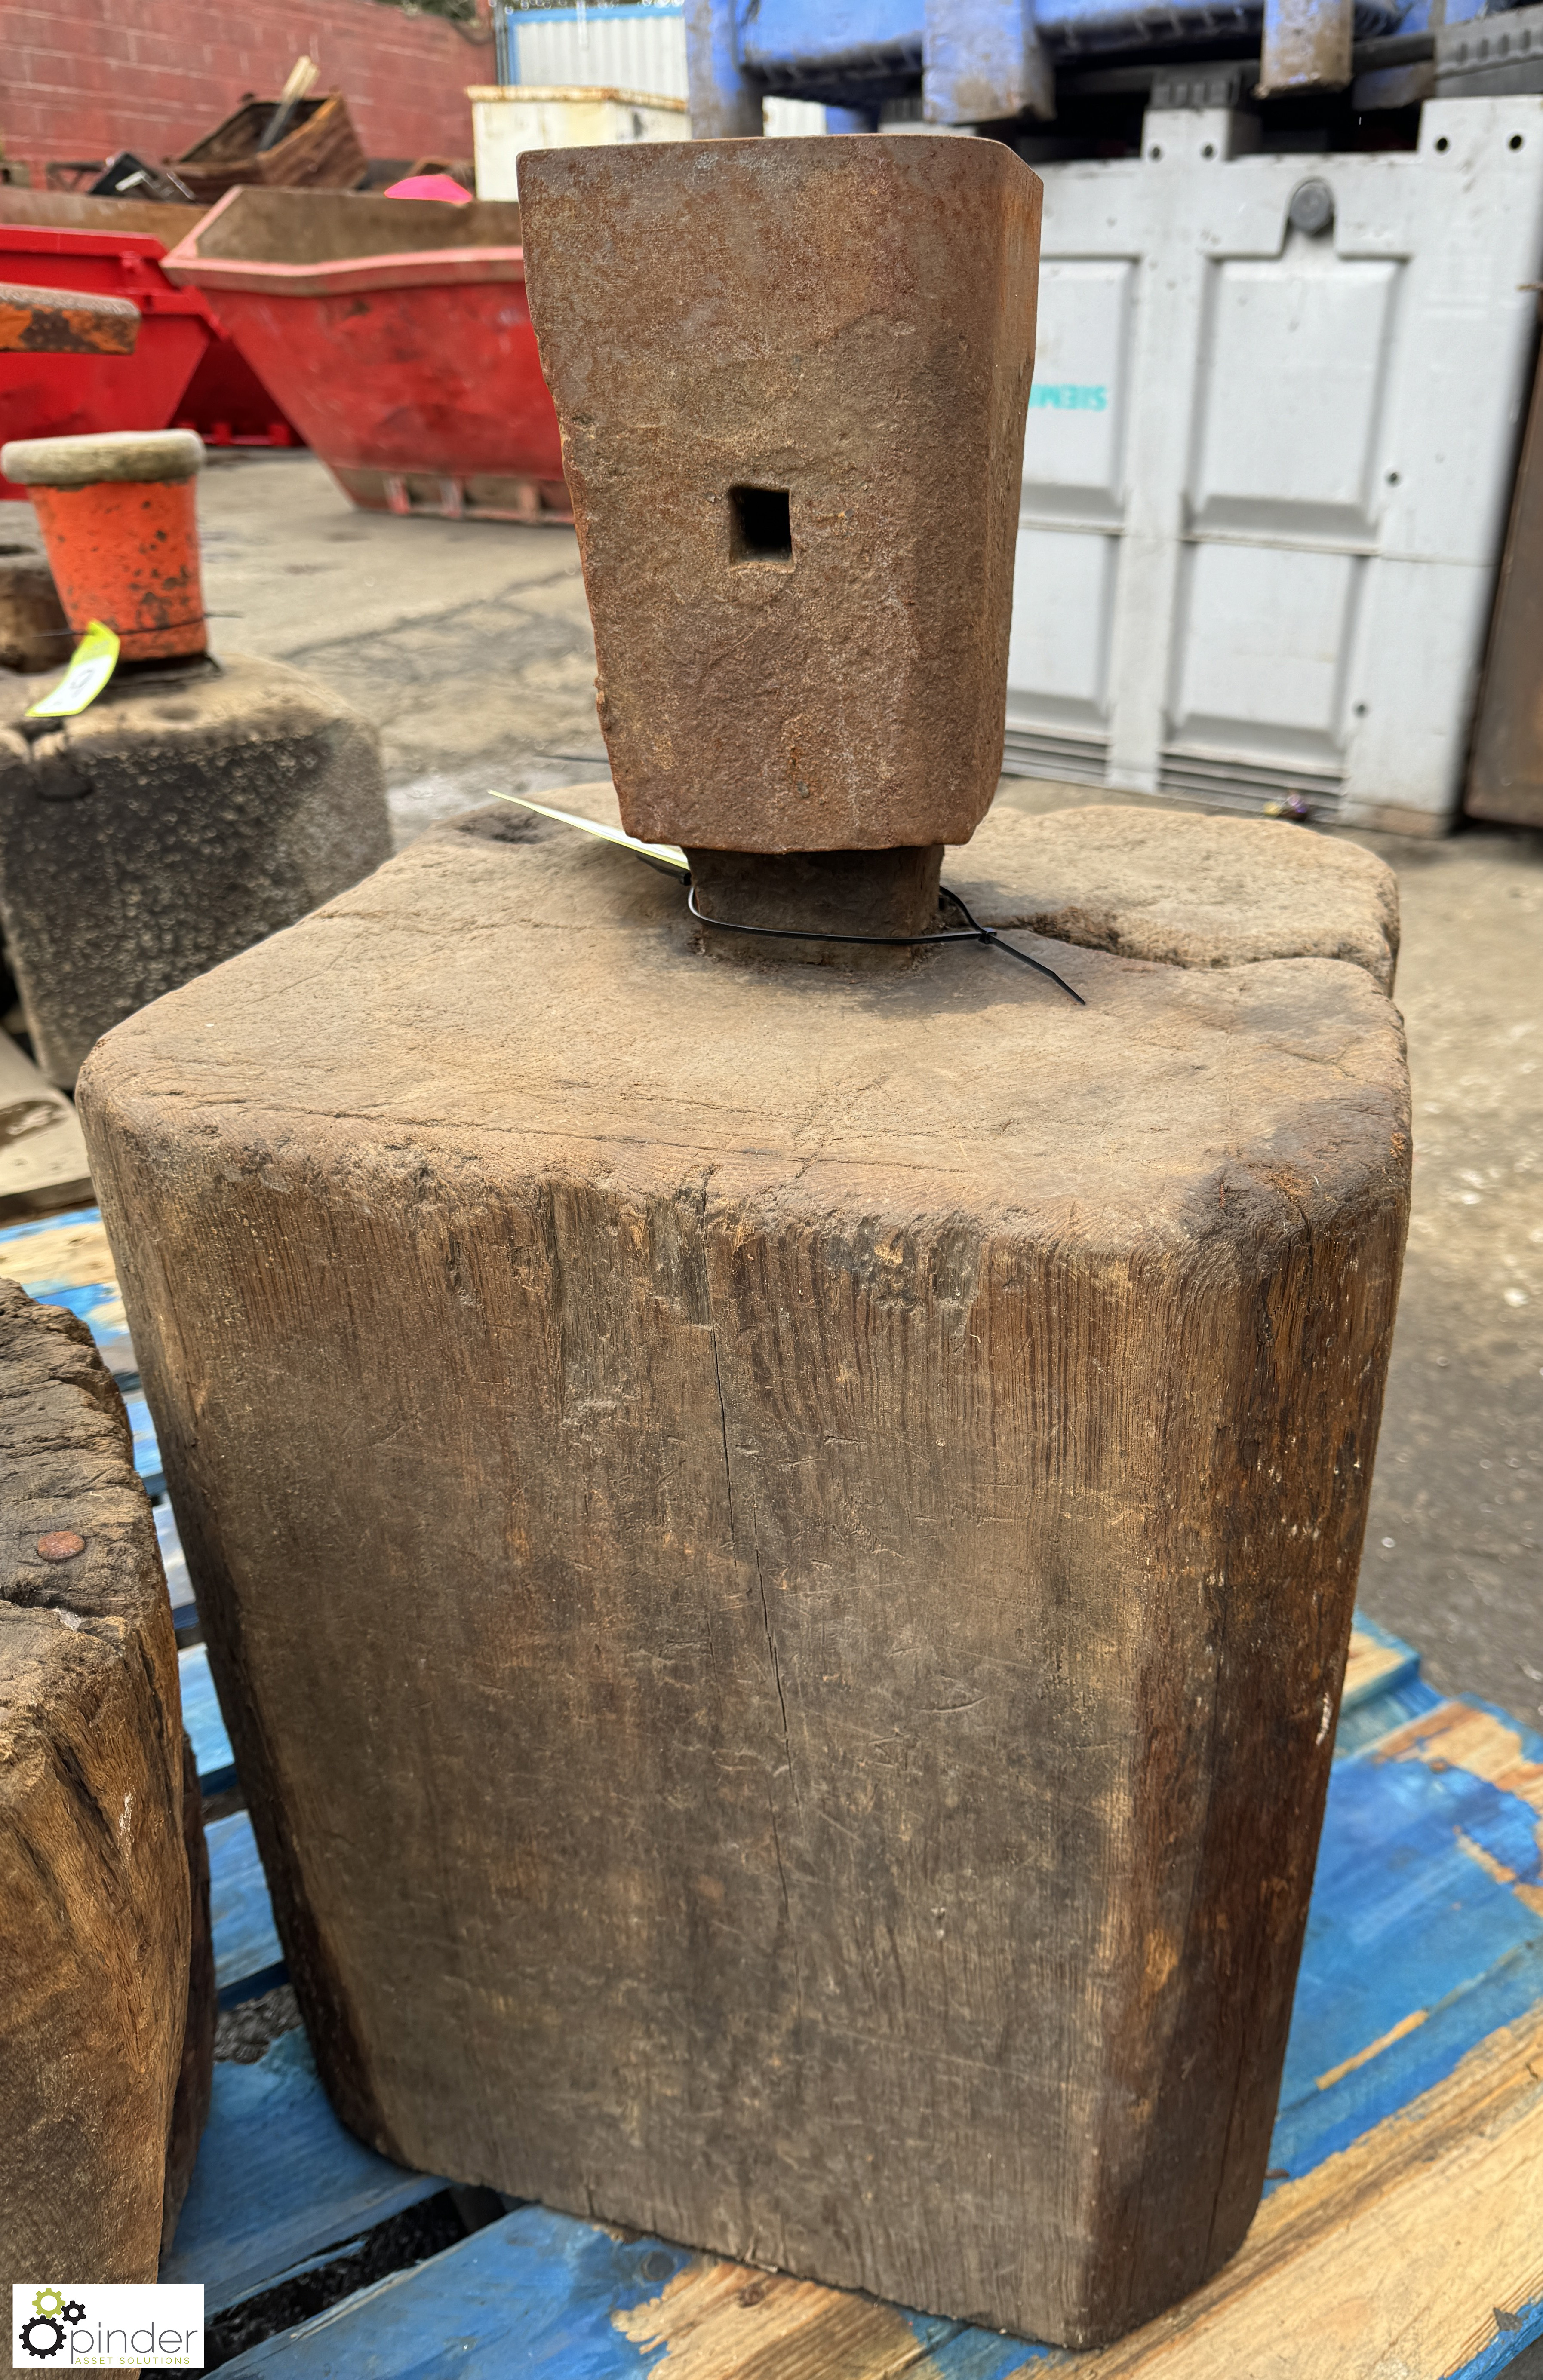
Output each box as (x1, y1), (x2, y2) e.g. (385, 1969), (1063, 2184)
(0, 428), (206, 661)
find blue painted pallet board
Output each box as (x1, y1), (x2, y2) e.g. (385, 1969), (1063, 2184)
(1337, 1609), (1422, 1713)
(0, 1202), (101, 1246)
(211, 2203), (964, 2377)
(181, 1643), (237, 1797)
(1273, 1702), (1543, 2182)
(122, 1387), (163, 1497)
(163, 2030), (444, 2315)
(159, 1502), (198, 1632)
(209, 1811), (287, 2007)
(219, 2207), (723, 2377)
(1334, 1612), (1438, 1761)
(0, 1204), (135, 1368)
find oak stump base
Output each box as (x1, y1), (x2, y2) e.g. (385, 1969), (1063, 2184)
(80, 794), (1410, 2346)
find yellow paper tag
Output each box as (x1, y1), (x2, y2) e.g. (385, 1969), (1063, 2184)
(485, 790), (689, 877)
(26, 620), (121, 720)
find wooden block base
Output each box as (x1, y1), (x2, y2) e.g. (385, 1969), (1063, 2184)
(80, 795), (1410, 2346)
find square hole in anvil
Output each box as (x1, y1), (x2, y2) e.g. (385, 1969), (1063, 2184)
(729, 485), (793, 564)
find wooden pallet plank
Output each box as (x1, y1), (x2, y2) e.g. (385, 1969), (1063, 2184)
(0, 1031), (92, 1219)
(0, 1211), (129, 1363)
(928, 2337), (1057, 2377)
(612, 2257), (962, 2377)
(120, 1386), (164, 1495)
(0, 1209), (114, 1304)
(1269, 1699), (1543, 2178)
(216, 2201), (954, 2376)
(1332, 1670), (1442, 1763)
(1378, 1699), (1543, 1856)
(0, 1205), (110, 1273)
(181, 1643), (237, 1796)
(209, 1810), (286, 2006)
(161, 2030), (444, 2314)
(158, 1502), (198, 1632)
(1340, 1616), (1423, 1713)
(1333, 1619), (1436, 1761)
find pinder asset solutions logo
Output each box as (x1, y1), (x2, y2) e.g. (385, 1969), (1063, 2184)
(12, 2283), (204, 2370)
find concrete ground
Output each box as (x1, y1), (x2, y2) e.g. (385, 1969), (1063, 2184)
(185, 453), (1539, 1732)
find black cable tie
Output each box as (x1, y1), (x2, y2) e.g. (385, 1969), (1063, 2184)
(685, 880), (1086, 1006)
(938, 884), (1087, 1005)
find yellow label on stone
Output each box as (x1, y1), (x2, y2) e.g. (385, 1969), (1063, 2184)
(26, 619), (120, 719)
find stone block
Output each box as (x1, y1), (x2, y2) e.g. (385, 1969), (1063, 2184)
(0, 652), (391, 1087)
(79, 799), (1409, 2347)
(520, 138), (1042, 854)
(0, 1283), (211, 2285)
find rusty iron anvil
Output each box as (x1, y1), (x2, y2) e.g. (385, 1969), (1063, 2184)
(521, 137), (1042, 944)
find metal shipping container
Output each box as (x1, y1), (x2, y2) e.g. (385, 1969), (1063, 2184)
(492, 6), (827, 129)
(1006, 95), (1543, 833)
(496, 5), (690, 99)
(470, 87), (689, 199)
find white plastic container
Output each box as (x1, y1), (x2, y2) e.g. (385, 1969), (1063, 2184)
(470, 86), (688, 198)
(1006, 97), (1543, 833)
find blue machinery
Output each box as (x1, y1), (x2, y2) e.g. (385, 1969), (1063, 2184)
(673, 0), (1525, 140)
(489, 0), (1543, 151)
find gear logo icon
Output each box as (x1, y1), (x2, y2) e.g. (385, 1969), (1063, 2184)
(17, 2290), (83, 2362)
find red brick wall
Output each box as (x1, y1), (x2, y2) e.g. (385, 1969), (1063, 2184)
(0, 0), (496, 181)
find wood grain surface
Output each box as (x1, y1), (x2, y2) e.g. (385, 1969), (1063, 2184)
(80, 799), (1411, 2346)
(164, 1724), (215, 2253)
(0, 1283), (194, 2285)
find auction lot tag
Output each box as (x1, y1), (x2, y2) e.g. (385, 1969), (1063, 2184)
(485, 789), (690, 877)
(13, 2281), (204, 2369)
(25, 620), (120, 721)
